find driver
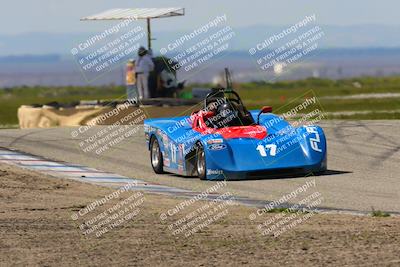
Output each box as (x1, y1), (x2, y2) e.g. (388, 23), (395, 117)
(215, 101), (240, 127)
(205, 91), (254, 128)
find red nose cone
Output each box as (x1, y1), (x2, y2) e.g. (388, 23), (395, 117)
(217, 125), (267, 140)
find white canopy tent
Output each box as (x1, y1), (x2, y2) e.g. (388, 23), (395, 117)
(81, 7), (185, 49)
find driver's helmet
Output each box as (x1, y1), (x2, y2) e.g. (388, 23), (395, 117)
(216, 102), (238, 127)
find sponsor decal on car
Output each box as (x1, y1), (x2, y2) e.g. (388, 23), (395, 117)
(163, 133), (168, 143)
(164, 158), (170, 167)
(208, 144), (227, 150)
(178, 144), (184, 158)
(170, 143), (177, 163)
(178, 165), (184, 172)
(306, 126), (322, 152)
(207, 138), (224, 144)
(163, 150), (169, 159)
(207, 169), (223, 175)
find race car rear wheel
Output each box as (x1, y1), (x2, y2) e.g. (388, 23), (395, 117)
(150, 136), (164, 174)
(196, 145), (206, 180)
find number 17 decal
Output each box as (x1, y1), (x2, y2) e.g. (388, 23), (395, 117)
(256, 144), (277, 157)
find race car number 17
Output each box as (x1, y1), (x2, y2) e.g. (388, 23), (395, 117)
(256, 144), (277, 157)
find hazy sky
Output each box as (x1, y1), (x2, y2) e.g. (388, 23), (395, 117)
(0, 0), (399, 34)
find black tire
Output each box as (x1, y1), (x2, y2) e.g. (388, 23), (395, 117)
(195, 144), (207, 180)
(150, 136), (164, 174)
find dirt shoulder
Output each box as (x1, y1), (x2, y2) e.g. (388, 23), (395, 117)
(0, 163), (399, 266)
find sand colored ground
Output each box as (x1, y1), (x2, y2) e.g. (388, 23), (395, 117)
(0, 163), (399, 266)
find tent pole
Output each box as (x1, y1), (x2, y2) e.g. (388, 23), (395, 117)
(147, 18), (151, 50)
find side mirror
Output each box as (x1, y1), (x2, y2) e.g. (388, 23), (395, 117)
(260, 106), (272, 113)
(257, 106), (272, 124)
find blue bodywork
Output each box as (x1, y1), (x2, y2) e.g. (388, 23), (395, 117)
(144, 111), (327, 180)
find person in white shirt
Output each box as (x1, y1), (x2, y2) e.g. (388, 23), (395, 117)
(135, 46), (154, 99)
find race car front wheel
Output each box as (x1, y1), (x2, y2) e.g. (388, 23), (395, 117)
(150, 137), (164, 174)
(196, 145), (206, 180)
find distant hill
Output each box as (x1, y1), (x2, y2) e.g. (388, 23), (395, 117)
(1, 24), (400, 56)
(0, 54), (61, 63)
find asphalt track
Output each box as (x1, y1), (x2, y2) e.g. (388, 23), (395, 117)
(0, 120), (399, 213)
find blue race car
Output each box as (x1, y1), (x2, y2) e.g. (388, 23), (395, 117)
(144, 88), (327, 180)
